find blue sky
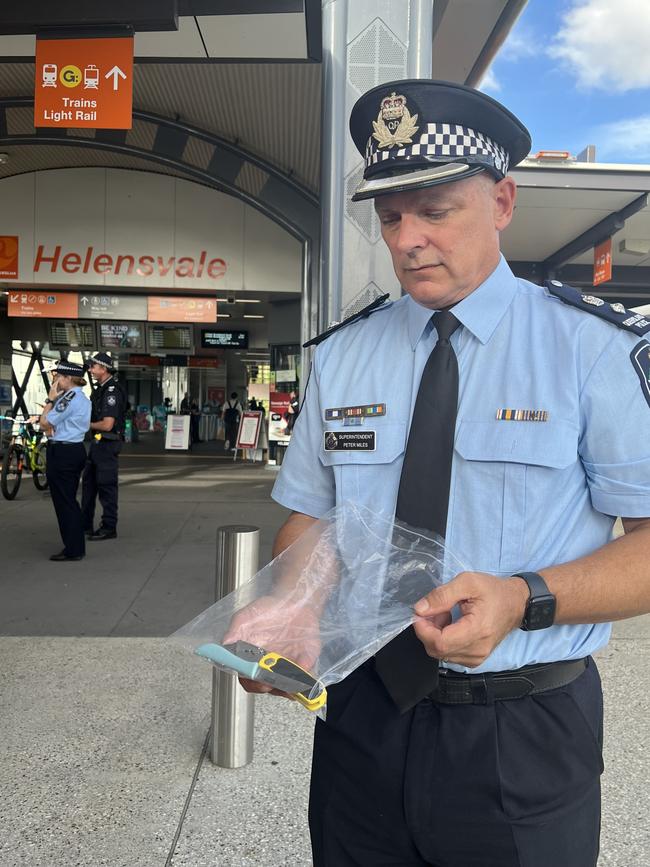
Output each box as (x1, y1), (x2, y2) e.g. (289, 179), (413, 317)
(479, 0), (650, 164)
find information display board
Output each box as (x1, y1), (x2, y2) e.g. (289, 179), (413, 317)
(146, 324), (193, 352)
(236, 411), (263, 450)
(80, 294), (147, 320)
(48, 320), (96, 349)
(164, 414), (190, 450)
(201, 329), (248, 349)
(98, 321), (145, 350)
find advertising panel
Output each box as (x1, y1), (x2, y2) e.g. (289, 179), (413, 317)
(98, 321), (145, 350)
(269, 391), (291, 443)
(0, 236), (19, 279)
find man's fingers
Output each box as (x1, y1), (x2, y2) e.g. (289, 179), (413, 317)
(413, 612), (476, 658)
(413, 576), (469, 616)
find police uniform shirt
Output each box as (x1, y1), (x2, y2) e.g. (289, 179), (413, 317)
(91, 376), (125, 430)
(46, 387), (91, 442)
(272, 255), (650, 673)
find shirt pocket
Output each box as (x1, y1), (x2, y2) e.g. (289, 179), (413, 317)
(318, 420), (407, 503)
(455, 419), (578, 571)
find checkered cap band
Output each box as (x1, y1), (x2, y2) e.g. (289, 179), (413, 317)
(365, 123), (509, 176)
(51, 361), (84, 376)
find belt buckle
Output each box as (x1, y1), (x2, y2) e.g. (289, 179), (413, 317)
(470, 674), (491, 705)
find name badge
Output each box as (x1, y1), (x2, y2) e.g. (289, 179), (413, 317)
(324, 430), (376, 451)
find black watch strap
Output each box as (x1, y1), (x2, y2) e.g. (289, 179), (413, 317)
(512, 571), (556, 631)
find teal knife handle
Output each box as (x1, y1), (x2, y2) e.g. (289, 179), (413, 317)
(195, 643), (260, 680)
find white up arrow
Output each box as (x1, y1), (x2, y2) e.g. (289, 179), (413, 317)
(81, 296), (89, 305)
(105, 65), (127, 91)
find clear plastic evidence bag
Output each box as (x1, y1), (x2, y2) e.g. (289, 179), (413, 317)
(171, 503), (466, 718)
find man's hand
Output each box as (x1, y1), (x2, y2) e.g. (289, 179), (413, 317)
(412, 572), (529, 668)
(222, 594), (322, 699)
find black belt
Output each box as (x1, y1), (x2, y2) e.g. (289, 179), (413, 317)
(429, 658), (587, 705)
(48, 440), (84, 446)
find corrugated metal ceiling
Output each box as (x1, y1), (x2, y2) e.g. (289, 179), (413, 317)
(0, 61), (322, 192)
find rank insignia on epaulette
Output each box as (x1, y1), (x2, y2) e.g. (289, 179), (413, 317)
(546, 280), (650, 336)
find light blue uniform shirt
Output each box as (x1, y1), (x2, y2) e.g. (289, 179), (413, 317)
(46, 387), (91, 442)
(272, 256), (650, 672)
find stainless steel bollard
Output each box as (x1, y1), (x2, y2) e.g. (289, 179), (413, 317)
(210, 524), (260, 768)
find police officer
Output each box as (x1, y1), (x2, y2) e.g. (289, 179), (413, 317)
(81, 352), (126, 540)
(237, 80), (650, 866)
(39, 361), (91, 561)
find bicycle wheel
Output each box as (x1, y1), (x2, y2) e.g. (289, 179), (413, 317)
(32, 441), (49, 491)
(1, 445), (23, 500)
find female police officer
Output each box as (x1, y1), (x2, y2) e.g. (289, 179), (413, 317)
(39, 361), (91, 561)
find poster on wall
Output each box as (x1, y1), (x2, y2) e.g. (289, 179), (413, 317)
(99, 321), (144, 350)
(207, 387), (225, 406)
(269, 392), (291, 442)
(164, 414), (190, 450)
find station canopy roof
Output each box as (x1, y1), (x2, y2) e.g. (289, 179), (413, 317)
(0, 0), (650, 304)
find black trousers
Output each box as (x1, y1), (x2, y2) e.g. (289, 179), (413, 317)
(310, 658), (603, 867)
(46, 442), (87, 557)
(81, 440), (121, 531)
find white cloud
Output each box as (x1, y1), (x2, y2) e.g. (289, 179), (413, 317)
(478, 66), (501, 93)
(549, 0), (650, 91)
(597, 115), (650, 161)
(499, 28), (537, 62)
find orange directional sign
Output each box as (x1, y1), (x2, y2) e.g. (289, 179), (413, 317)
(148, 297), (218, 323)
(8, 291), (78, 319)
(593, 237), (612, 286)
(35, 37), (133, 129)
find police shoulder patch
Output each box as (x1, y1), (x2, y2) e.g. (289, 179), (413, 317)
(55, 398), (69, 412)
(546, 280), (650, 335)
(303, 294), (392, 348)
(106, 395), (117, 406)
(630, 340), (650, 408)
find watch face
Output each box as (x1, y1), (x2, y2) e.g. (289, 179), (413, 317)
(526, 596), (556, 630)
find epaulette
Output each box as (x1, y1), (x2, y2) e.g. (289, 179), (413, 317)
(303, 294), (392, 348)
(63, 389), (76, 400)
(545, 280), (650, 336)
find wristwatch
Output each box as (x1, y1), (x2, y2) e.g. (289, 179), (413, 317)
(44, 398), (55, 405)
(512, 572), (556, 631)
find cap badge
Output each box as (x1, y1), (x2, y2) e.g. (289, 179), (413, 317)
(373, 92), (419, 149)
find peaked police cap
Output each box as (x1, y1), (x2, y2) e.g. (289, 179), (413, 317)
(349, 79), (531, 201)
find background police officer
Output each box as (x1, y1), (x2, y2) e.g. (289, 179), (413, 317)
(81, 352), (126, 540)
(38, 361), (91, 561)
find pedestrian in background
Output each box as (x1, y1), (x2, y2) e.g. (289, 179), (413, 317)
(39, 361), (91, 562)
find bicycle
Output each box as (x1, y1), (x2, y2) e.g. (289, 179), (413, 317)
(0, 415), (49, 500)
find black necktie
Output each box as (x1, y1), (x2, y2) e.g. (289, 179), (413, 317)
(375, 310), (461, 712)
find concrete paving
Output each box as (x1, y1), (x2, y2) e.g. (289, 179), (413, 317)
(0, 449), (648, 865)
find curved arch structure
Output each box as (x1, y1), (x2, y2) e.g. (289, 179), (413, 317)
(0, 97), (319, 243)
(0, 96), (321, 347)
